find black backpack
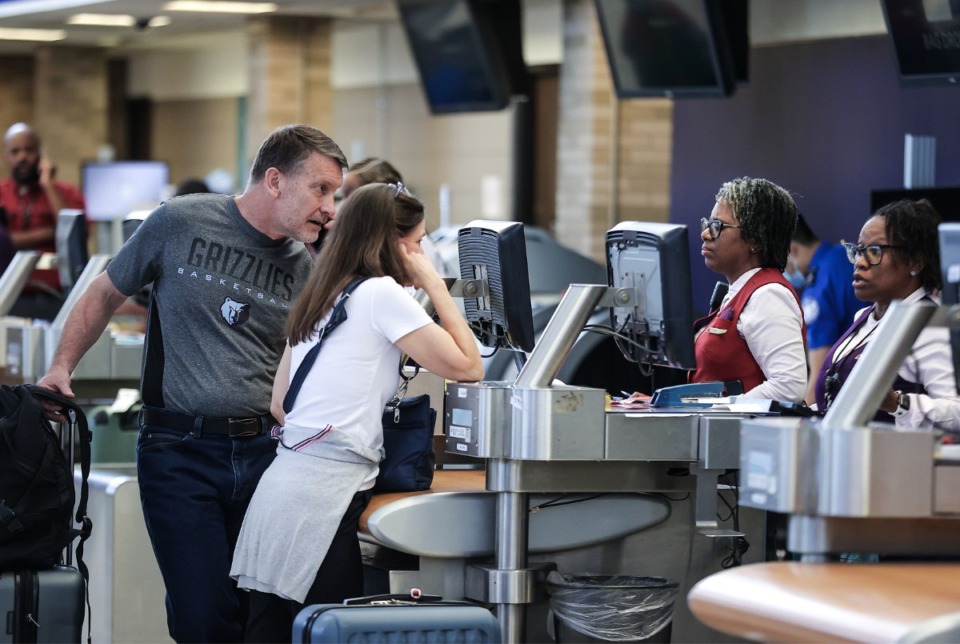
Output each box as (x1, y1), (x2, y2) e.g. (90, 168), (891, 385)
(0, 384), (92, 576)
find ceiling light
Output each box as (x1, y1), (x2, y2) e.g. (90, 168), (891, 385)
(163, 1), (277, 14)
(0, 0), (110, 19)
(148, 16), (171, 27)
(0, 27), (66, 41)
(68, 13), (137, 27)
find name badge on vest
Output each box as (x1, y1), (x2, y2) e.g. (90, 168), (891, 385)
(708, 328), (727, 335)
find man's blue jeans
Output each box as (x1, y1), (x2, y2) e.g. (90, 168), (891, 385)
(137, 422), (276, 643)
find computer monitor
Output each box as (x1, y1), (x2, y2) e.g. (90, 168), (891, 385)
(54, 209), (88, 292)
(594, 0), (740, 99)
(938, 222), (960, 393)
(605, 221), (696, 370)
(458, 220), (535, 353)
(397, 0), (528, 114)
(82, 161), (169, 222)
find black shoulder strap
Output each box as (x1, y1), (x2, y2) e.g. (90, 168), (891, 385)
(282, 277), (369, 414)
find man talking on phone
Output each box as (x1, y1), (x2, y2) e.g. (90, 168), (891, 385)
(1, 122), (85, 320)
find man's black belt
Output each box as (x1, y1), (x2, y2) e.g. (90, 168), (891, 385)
(140, 406), (274, 437)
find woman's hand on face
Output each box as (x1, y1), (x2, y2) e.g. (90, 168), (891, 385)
(401, 244), (442, 290)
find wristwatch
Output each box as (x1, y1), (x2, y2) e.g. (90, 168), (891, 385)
(892, 390), (911, 417)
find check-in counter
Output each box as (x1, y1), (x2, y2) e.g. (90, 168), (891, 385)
(688, 561), (960, 642)
(75, 467), (171, 644)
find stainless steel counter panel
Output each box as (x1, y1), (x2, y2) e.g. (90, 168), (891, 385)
(739, 417), (815, 513)
(740, 417), (937, 517)
(934, 461), (960, 514)
(76, 466), (171, 644)
(509, 385), (606, 460)
(819, 423), (935, 517)
(698, 416), (743, 470)
(445, 382), (510, 458)
(604, 412), (698, 461)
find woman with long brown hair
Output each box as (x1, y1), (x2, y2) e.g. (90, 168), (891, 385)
(230, 182), (482, 641)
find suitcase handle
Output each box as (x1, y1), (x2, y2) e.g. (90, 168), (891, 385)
(343, 590), (444, 605)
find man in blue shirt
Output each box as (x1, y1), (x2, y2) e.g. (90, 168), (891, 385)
(789, 213), (862, 404)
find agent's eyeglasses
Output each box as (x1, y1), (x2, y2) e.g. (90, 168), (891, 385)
(842, 242), (905, 266)
(700, 217), (741, 240)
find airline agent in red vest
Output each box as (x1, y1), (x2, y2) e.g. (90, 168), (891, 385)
(691, 177), (807, 403)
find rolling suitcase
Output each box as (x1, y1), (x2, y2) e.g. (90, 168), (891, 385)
(0, 565), (84, 643)
(0, 386), (92, 644)
(293, 593), (501, 643)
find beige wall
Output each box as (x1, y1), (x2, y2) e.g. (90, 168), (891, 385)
(0, 57), (34, 139)
(150, 97), (239, 189)
(332, 83), (513, 230)
(33, 47), (108, 187)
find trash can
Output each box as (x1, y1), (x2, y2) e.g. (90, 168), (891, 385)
(546, 572), (678, 643)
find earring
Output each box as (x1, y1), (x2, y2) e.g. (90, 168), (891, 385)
(910, 270), (918, 276)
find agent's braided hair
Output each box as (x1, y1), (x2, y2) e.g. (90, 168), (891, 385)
(873, 198), (941, 292)
(716, 177), (798, 271)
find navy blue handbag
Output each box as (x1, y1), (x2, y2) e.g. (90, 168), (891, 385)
(375, 388), (436, 493)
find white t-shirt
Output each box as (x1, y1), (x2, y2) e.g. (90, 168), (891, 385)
(282, 276), (433, 454)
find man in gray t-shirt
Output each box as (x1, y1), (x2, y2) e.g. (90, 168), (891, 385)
(38, 125), (348, 643)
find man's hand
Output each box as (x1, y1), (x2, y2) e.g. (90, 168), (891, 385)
(35, 368), (74, 420)
(38, 155), (56, 189)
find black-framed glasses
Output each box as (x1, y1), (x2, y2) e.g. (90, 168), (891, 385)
(842, 242), (905, 266)
(700, 217), (741, 240)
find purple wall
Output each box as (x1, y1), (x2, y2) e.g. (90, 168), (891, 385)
(670, 35), (960, 312)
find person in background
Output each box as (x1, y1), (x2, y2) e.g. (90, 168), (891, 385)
(231, 182), (482, 641)
(691, 176), (807, 402)
(340, 157), (445, 274)
(815, 199), (960, 430)
(1, 122), (85, 319)
(340, 157), (403, 199)
(788, 213), (861, 404)
(37, 124), (348, 643)
(174, 176), (211, 196)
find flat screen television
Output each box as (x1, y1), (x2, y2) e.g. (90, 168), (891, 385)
(594, 0), (741, 98)
(881, 0), (960, 85)
(938, 222), (960, 393)
(82, 161), (169, 222)
(397, 0), (528, 114)
(458, 219), (535, 353)
(605, 221), (696, 370)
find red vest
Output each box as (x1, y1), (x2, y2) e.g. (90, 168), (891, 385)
(690, 268), (805, 392)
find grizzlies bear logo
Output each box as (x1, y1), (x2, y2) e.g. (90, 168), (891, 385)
(220, 297), (250, 326)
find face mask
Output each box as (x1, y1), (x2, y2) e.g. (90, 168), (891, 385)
(784, 269), (806, 290)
